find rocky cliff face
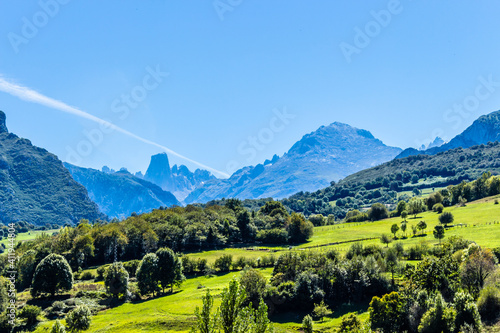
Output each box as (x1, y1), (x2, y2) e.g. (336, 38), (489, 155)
(185, 122), (402, 203)
(397, 110), (500, 159)
(143, 153), (215, 200)
(0, 110), (105, 225)
(65, 163), (180, 219)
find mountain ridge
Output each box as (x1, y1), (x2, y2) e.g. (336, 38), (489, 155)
(185, 122), (402, 203)
(0, 110), (105, 225)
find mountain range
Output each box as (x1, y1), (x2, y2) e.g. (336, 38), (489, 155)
(397, 110), (500, 159)
(0, 110), (104, 226)
(64, 163), (180, 219)
(185, 122), (402, 203)
(142, 153), (215, 200)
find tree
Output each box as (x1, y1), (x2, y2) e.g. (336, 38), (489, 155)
(219, 279), (247, 333)
(380, 234), (392, 247)
(477, 285), (500, 322)
(302, 315), (313, 333)
(31, 254), (73, 297)
(240, 267), (266, 308)
(368, 203), (388, 221)
(51, 320), (66, 333)
(439, 212), (454, 226)
(418, 293), (455, 333)
(433, 225), (445, 244)
(385, 248), (398, 285)
(104, 262), (129, 297)
(460, 246), (497, 295)
(193, 289), (217, 333)
(308, 214), (324, 227)
(338, 313), (362, 332)
(433, 203), (444, 214)
(17, 249), (38, 291)
(65, 305), (92, 332)
(411, 224), (418, 237)
(136, 253), (160, 296)
(409, 198), (425, 218)
(417, 220), (427, 236)
(156, 247), (184, 293)
(453, 291), (482, 332)
(288, 213), (314, 243)
(391, 224), (399, 238)
(369, 292), (404, 333)
(312, 300), (332, 321)
(214, 255), (233, 273)
(401, 210), (408, 222)
(397, 200), (407, 216)
(401, 222), (407, 237)
(19, 304), (41, 325)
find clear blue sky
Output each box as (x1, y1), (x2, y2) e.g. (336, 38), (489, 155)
(1, 1), (500, 178)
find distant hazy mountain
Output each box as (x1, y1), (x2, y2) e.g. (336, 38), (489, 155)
(143, 153), (215, 200)
(185, 122), (402, 203)
(419, 137), (445, 151)
(0, 110), (104, 225)
(398, 110), (500, 159)
(64, 163), (180, 219)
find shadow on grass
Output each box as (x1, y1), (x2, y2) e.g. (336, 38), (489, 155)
(269, 301), (369, 324)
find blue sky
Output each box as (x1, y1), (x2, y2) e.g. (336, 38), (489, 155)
(1, 1), (500, 178)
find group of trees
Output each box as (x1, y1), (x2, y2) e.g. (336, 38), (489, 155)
(1, 200), (314, 294)
(368, 237), (500, 332)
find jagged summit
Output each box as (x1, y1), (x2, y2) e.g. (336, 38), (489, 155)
(0, 110), (7, 133)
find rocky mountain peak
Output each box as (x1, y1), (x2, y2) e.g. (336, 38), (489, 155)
(0, 110), (8, 133)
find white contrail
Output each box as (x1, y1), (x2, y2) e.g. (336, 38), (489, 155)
(0, 76), (229, 178)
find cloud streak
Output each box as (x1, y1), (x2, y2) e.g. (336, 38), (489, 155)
(0, 76), (230, 178)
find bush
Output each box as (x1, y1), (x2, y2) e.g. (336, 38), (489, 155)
(80, 271), (94, 281)
(19, 304), (41, 325)
(338, 313), (362, 333)
(477, 285), (500, 322)
(95, 265), (108, 281)
(214, 254), (233, 272)
(50, 320), (66, 333)
(65, 305), (92, 332)
(368, 203), (389, 221)
(433, 203), (444, 214)
(256, 228), (288, 244)
(439, 212), (454, 226)
(302, 314), (313, 333)
(123, 260), (140, 278)
(105, 262), (129, 297)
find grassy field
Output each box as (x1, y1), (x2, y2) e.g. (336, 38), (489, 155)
(0, 229), (58, 249)
(30, 196), (500, 332)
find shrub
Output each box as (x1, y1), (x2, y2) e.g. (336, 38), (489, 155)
(65, 305), (92, 332)
(19, 304), (41, 325)
(123, 260), (140, 278)
(302, 314), (313, 333)
(80, 271), (94, 281)
(256, 228), (288, 244)
(477, 285), (500, 322)
(105, 262), (129, 297)
(338, 313), (362, 332)
(433, 203), (444, 214)
(214, 254), (233, 272)
(95, 265), (108, 281)
(50, 320), (66, 333)
(439, 212), (454, 226)
(368, 203), (389, 221)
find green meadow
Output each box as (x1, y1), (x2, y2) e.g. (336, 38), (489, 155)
(32, 197), (500, 332)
